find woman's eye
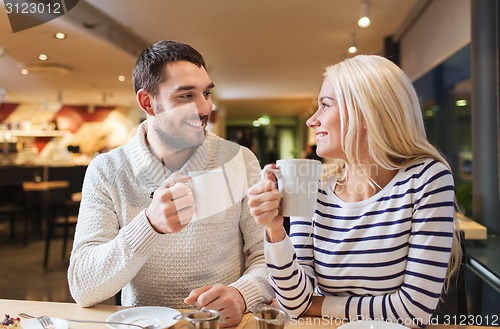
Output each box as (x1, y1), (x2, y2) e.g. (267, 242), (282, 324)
(320, 102), (329, 110)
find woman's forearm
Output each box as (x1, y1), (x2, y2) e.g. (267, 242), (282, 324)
(303, 296), (324, 316)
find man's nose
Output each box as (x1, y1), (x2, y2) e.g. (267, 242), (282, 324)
(195, 96), (212, 115)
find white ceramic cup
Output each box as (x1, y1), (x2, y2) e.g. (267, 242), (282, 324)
(262, 159), (322, 218)
(188, 169), (229, 222)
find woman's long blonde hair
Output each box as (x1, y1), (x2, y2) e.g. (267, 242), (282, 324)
(322, 54), (462, 291)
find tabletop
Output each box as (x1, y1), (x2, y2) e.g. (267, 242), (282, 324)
(22, 181), (70, 192)
(0, 299), (497, 329)
(0, 299), (250, 329)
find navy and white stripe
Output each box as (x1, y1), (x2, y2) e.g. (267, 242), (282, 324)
(264, 158), (454, 326)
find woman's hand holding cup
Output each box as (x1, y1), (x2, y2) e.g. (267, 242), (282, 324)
(247, 164), (286, 242)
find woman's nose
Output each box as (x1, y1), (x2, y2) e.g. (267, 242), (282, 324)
(306, 112), (319, 127)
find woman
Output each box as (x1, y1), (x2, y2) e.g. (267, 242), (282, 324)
(247, 55), (461, 326)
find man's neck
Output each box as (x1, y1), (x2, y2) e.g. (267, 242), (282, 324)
(146, 135), (197, 171)
(160, 147), (196, 171)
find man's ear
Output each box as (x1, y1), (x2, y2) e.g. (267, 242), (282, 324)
(137, 89), (155, 116)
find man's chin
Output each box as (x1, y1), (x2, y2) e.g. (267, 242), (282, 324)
(188, 130), (206, 147)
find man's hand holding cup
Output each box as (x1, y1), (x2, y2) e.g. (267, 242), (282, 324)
(146, 172), (195, 234)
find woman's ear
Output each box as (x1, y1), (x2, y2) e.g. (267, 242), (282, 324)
(137, 89), (155, 116)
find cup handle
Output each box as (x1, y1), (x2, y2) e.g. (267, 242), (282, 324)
(261, 167), (282, 184)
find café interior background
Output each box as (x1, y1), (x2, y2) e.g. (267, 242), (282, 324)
(0, 1), (495, 248)
(0, 0), (426, 167)
(0, 0), (477, 216)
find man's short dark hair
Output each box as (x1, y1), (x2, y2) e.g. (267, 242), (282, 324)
(132, 40), (207, 95)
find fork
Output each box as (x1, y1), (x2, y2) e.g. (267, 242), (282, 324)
(37, 315), (55, 329)
(18, 313), (54, 329)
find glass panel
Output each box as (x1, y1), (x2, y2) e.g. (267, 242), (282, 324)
(414, 44), (472, 215)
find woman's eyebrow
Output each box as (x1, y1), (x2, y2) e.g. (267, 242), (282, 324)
(319, 96), (335, 102)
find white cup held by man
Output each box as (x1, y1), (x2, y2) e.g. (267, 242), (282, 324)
(262, 159), (322, 218)
(188, 169), (229, 222)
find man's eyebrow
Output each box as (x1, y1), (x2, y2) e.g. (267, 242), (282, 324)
(173, 83), (215, 93)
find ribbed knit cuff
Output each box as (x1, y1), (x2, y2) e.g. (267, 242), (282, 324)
(122, 209), (162, 255)
(229, 279), (262, 312)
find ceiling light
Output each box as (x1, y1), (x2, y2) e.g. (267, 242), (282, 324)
(38, 54), (48, 61)
(22, 63), (71, 74)
(20, 69), (29, 75)
(54, 32), (66, 40)
(358, 0), (371, 28)
(117, 75), (126, 82)
(348, 33), (358, 54)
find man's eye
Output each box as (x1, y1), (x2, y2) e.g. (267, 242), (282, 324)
(179, 94), (193, 99)
(203, 91), (212, 99)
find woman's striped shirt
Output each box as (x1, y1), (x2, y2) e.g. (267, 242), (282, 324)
(264, 158), (455, 326)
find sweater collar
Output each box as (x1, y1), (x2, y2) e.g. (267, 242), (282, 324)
(129, 121), (220, 188)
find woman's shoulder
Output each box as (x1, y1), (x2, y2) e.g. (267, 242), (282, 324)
(399, 157), (453, 189)
(402, 157), (450, 175)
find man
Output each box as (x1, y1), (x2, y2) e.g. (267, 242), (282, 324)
(68, 40), (273, 327)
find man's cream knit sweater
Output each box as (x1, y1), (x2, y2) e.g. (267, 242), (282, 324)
(68, 122), (274, 309)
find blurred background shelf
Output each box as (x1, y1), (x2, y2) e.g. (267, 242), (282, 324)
(0, 130), (68, 138)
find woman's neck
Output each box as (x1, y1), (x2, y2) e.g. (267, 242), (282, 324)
(334, 163), (397, 202)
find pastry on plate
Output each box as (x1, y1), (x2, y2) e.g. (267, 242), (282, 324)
(0, 315), (22, 329)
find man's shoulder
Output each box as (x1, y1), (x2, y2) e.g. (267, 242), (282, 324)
(88, 143), (130, 172)
(205, 132), (260, 171)
(208, 132), (254, 154)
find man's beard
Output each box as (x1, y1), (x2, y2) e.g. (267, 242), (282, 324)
(153, 102), (210, 156)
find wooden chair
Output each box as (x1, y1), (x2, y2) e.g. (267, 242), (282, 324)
(43, 192), (80, 269)
(432, 231), (468, 322)
(0, 185), (32, 245)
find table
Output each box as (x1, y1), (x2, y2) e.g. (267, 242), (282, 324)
(0, 299), (249, 329)
(0, 299), (497, 329)
(455, 212), (487, 240)
(22, 181), (70, 192)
